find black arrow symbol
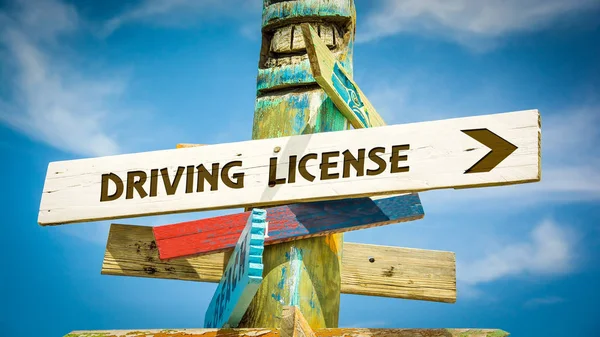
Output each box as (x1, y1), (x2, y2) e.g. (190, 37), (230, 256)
(462, 129), (518, 174)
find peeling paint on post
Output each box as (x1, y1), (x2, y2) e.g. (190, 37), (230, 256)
(238, 0), (356, 328)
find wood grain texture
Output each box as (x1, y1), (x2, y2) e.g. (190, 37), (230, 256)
(271, 24), (338, 54)
(101, 224), (456, 303)
(302, 23), (385, 129)
(317, 329), (509, 337)
(205, 209), (266, 328)
(341, 243), (455, 302)
(39, 110), (541, 226)
(64, 328), (509, 337)
(153, 193), (424, 260)
(282, 306), (317, 337)
(65, 329), (278, 337)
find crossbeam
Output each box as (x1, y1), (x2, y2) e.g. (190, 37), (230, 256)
(153, 193), (423, 260)
(101, 224), (456, 303)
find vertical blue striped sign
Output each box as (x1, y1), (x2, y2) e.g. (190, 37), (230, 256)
(331, 62), (371, 128)
(204, 209), (267, 328)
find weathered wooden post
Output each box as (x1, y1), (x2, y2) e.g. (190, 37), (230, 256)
(238, 0), (357, 328)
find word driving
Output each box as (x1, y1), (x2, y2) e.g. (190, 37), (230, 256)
(100, 144), (410, 202)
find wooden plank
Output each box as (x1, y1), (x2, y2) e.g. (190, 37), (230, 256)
(64, 328), (509, 337)
(39, 109), (541, 226)
(341, 243), (456, 302)
(282, 306), (317, 337)
(101, 224), (456, 303)
(318, 329), (509, 337)
(301, 23), (385, 129)
(205, 209), (266, 328)
(153, 193), (424, 260)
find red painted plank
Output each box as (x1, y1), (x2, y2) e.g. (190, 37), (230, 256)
(153, 194), (424, 261)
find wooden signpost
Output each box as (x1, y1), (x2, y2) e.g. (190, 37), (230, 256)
(35, 1), (544, 336)
(38, 109), (540, 226)
(204, 209), (267, 328)
(153, 193), (423, 260)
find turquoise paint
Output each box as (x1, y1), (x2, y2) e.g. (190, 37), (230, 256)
(331, 62), (370, 127)
(288, 247), (303, 307)
(204, 209), (267, 328)
(292, 98), (309, 134)
(257, 60), (315, 92)
(253, 94), (313, 136)
(248, 0), (357, 326)
(262, 0), (353, 29)
(257, 0), (355, 94)
(315, 96), (347, 132)
(278, 266), (287, 289)
(255, 50), (354, 93)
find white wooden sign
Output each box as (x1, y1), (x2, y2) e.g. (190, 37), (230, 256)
(38, 109), (541, 226)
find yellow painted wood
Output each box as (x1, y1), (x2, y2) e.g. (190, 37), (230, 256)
(241, 0), (359, 329)
(64, 328), (509, 337)
(282, 306), (317, 337)
(301, 23), (386, 129)
(176, 143), (206, 148)
(101, 224), (456, 303)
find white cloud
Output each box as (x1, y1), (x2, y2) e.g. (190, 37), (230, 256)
(0, 0), (130, 157)
(102, 0), (261, 36)
(56, 221), (112, 245)
(524, 296), (565, 308)
(458, 219), (577, 286)
(359, 81), (411, 124)
(420, 104), (600, 211)
(359, 0), (600, 48)
(362, 73), (600, 211)
(6, 0), (79, 41)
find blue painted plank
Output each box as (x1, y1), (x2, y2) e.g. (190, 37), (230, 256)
(154, 193), (424, 260)
(203, 209), (267, 328)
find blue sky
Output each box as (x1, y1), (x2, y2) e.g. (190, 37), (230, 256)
(1, 0), (599, 336)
